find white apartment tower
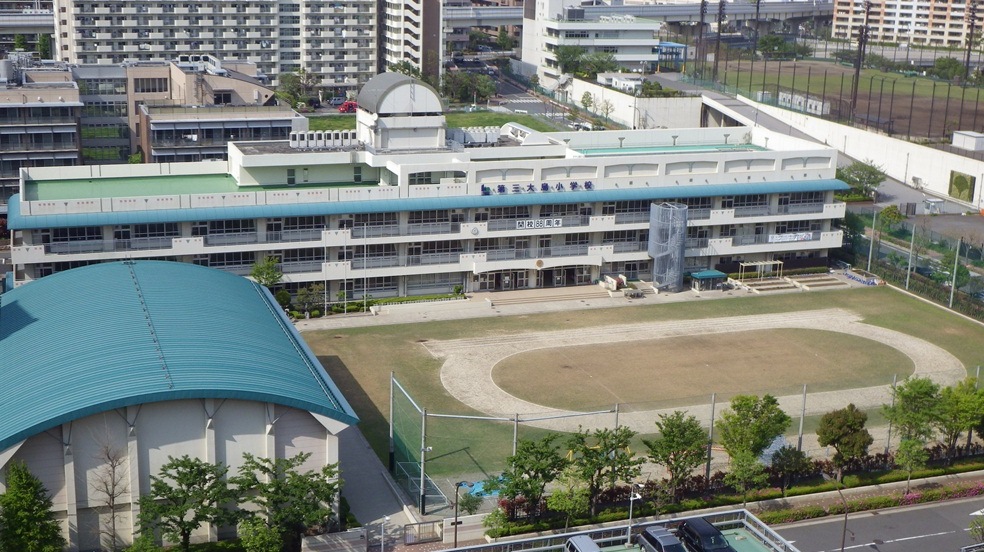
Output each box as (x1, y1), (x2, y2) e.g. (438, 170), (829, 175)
(379, 0), (443, 79)
(53, 0), (377, 90)
(834, 0), (982, 48)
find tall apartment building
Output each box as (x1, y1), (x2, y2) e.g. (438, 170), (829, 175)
(833, 0), (981, 48)
(52, 0), (376, 90)
(8, 73), (847, 295)
(379, 0), (442, 79)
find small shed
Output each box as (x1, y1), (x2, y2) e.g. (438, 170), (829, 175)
(691, 269), (728, 292)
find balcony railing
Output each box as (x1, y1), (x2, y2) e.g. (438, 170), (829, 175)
(47, 240), (106, 254)
(266, 229), (324, 242)
(484, 248), (535, 261)
(685, 237), (709, 249)
(351, 255), (401, 269)
(280, 259), (324, 273)
(407, 252), (462, 266)
(204, 232), (258, 246)
(732, 231), (821, 246)
(406, 222), (460, 236)
(115, 236), (178, 251)
(733, 205), (771, 218)
(688, 208), (711, 220)
(611, 242), (647, 253)
(777, 202), (827, 215)
(614, 212), (650, 224)
(487, 215), (590, 232)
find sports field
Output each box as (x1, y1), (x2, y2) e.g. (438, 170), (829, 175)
(306, 286), (982, 477)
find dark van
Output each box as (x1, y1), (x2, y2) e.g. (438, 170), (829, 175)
(565, 535), (602, 552)
(676, 518), (737, 552)
(637, 527), (686, 552)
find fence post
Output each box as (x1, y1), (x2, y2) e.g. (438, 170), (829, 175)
(389, 372), (395, 471)
(885, 374), (897, 455)
(513, 414), (519, 456)
(797, 384), (807, 451)
(420, 407), (427, 515)
(905, 224), (916, 290)
(705, 393), (716, 481)
(614, 403), (620, 429)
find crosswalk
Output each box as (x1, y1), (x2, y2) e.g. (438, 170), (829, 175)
(506, 97), (541, 104)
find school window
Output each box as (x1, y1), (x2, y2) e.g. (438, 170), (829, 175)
(408, 210), (450, 224)
(353, 166), (362, 182)
(287, 168), (296, 185)
(208, 219), (256, 234)
(133, 78), (168, 93)
(488, 206), (530, 219)
(133, 223), (179, 238)
(52, 227), (101, 242)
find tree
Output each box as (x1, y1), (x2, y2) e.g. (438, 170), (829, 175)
(935, 378), (984, 464)
(836, 160), (886, 197)
(770, 446), (809, 497)
(757, 35), (787, 59)
(529, 74), (540, 93)
(137, 455), (235, 552)
(13, 34), (27, 51)
(458, 492), (482, 515)
(643, 411), (707, 501)
(239, 517), (283, 552)
(37, 33), (51, 59)
(841, 211), (866, 250)
(580, 92), (594, 112)
(276, 72), (303, 108)
(485, 435), (566, 519)
(546, 465), (590, 531)
(0, 461), (65, 552)
(294, 283), (325, 315)
(816, 404), (874, 481)
(91, 443), (130, 551)
(882, 376), (941, 442)
(275, 289), (292, 310)
(555, 45), (586, 74)
(566, 426), (643, 516)
(717, 394), (791, 458)
(597, 99), (614, 122)
(894, 438), (929, 494)
(496, 28), (514, 51)
(724, 451), (767, 509)
(579, 52), (619, 79)
(933, 249), (971, 289)
(232, 452), (341, 552)
(389, 60), (422, 79)
(933, 56), (964, 80)
(878, 205), (905, 231)
(250, 255), (283, 289)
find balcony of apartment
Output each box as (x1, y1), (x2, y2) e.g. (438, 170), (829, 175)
(686, 230), (843, 257)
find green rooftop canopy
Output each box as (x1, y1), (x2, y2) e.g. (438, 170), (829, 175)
(0, 261), (357, 452)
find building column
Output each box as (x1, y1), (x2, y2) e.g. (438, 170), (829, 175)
(203, 400), (217, 543)
(126, 407), (141, 546)
(62, 423), (79, 552)
(265, 403), (277, 461)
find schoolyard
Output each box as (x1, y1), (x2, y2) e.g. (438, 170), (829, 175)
(306, 286), (983, 479)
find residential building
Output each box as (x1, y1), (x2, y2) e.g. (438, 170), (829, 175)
(52, 0), (376, 90)
(7, 73), (848, 296)
(833, 0), (981, 47)
(0, 260), (357, 550)
(379, 0), (442, 79)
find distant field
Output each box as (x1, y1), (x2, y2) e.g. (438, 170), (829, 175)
(307, 287), (982, 477)
(306, 111), (560, 133)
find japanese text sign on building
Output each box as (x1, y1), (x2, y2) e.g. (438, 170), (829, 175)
(515, 218), (564, 230)
(481, 181), (594, 195)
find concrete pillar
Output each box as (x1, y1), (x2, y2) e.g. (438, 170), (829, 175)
(203, 400), (217, 542)
(62, 424), (79, 552)
(126, 407), (141, 546)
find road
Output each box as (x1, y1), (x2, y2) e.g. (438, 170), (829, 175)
(777, 498), (983, 552)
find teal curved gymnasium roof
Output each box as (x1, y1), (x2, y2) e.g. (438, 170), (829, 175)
(0, 261), (357, 452)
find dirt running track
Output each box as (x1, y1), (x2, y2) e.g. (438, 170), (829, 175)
(426, 308), (966, 433)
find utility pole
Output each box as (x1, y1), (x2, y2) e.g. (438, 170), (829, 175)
(966, 1), (979, 83)
(850, 0), (874, 119)
(697, 0), (708, 79)
(713, 0), (726, 82)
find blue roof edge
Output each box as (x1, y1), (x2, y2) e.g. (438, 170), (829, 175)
(7, 179), (850, 229)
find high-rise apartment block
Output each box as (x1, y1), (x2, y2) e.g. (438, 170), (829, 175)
(833, 0), (980, 48)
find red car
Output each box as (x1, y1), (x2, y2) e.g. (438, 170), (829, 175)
(338, 101), (358, 113)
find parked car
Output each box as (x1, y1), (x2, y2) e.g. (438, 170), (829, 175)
(329, 96), (346, 106)
(571, 122), (593, 131)
(338, 100), (358, 113)
(676, 518), (737, 552)
(637, 527), (686, 552)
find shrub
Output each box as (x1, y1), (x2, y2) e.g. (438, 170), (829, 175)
(310, 310), (321, 318)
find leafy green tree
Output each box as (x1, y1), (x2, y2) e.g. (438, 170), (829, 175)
(894, 438), (929, 494)
(529, 74), (540, 93)
(389, 61), (422, 79)
(555, 45), (586, 74)
(935, 378), (984, 463)
(545, 465), (590, 530)
(836, 160), (886, 197)
(0, 461), (65, 552)
(485, 436), (566, 519)
(138, 455), (236, 552)
(643, 411), (707, 501)
(239, 517), (283, 552)
(277, 72), (303, 107)
(841, 211), (866, 250)
(579, 52), (619, 79)
(275, 289), (292, 310)
(250, 255), (283, 289)
(724, 451), (768, 509)
(878, 205), (905, 231)
(37, 33), (51, 59)
(441, 71), (496, 103)
(770, 446), (809, 497)
(294, 283), (325, 315)
(580, 92), (594, 112)
(757, 35), (787, 58)
(458, 492), (482, 515)
(232, 452), (341, 552)
(717, 394), (791, 458)
(971, 515), (984, 543)
(816, 404), (874, 481)
(933, 56), (964, 80)
(566, 426), (643, 516)
(13, 34), (27, 51)
(496, 28), (514, 51)
(883, 376), (941, 442)
(932, 249), (971, 289)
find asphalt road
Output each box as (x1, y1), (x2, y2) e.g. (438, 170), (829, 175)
(777, 497), (984, 552)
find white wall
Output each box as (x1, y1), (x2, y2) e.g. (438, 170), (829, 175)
(737, 95), (984, 209)
(565, 78), (703, 129)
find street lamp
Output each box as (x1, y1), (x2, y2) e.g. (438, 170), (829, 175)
(625, 487), (643, 545)
(380, 516), (390, 552)
(822, 473), (848, 552)
(453, 481), (474, 548)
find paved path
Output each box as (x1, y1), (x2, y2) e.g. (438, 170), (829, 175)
(426, 308), (965, 433)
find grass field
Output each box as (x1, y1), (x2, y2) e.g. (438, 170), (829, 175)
(306, 112), (561, 133)
(307, 286), (982, 478)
